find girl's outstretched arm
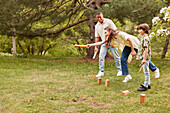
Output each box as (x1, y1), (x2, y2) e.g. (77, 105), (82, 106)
(88, 38), (108, 47)
(88, 40), (106, 46)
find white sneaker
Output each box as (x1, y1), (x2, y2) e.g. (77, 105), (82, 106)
(122, 75), (132, 82)
(155, 68), (160, 78)
(96, 71), (104, 77)
(117, 71), (122, 76)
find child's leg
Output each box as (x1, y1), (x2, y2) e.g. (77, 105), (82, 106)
(121, 46), (131, 75)
(149, 60), (157, 72)
(142, 60), (150, 88)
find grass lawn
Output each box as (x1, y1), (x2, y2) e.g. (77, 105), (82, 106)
(0, 55), (169, 112)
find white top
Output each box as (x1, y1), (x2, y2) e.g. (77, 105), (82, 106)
(95, 18), (117, 41)
(111, 31), (140, 49)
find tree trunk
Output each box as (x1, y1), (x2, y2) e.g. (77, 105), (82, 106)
(12, 35), (17, 56)
(161, 34), (169, 59)
(37, 38), (44, 55)
(31, 43), (34, 55)
(43, 43), (57, 55)
(17, 39), (25, 53)
(84, 16), (95, 59)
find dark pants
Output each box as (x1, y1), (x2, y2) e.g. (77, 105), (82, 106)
(121, 46), (157, 75)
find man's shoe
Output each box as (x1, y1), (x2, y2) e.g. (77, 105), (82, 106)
(122, 75), (132, 82)
(96, 71), (104, 77)
(137, 85), (148, 91)
(155, 68), (160, 78)
(117, 71), (122, 76)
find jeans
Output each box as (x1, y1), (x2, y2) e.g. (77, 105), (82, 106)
(149, 61), (157, 72)
(121, 46), (157, 75)
(121, 46), (138, 75)
(142, 60), (150, 87)
(99, 43), (121, 72)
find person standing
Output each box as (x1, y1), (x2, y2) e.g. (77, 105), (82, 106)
(137, 23), (152, 91)
(94, 12), (122, 77)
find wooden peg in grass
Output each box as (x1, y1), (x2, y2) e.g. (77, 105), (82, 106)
(105, 79), (110, 87)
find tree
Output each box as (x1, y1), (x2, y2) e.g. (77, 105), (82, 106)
(0, 0), (89, 37)
(150, 6), (170, 59)
(0, 0), (168, 58)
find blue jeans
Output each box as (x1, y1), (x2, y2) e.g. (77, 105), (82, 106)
(99, 43), (121, 72)
(121, 46), (138, 75)
(149, 61), (157, 72)
(121, 46), (157, 75)
(142, 60), (150, 87)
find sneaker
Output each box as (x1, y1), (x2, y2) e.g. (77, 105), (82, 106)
(122, 75), (132, 82)
(155, 68), (160, 78)
(116, 71), (122, 76)
(96, 71), (104, 77)
(137, 85), (148, 91)
(148, 85), (151, 89)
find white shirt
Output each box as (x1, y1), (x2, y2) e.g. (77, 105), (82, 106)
(111, 31), (140, 49)
(95, 18), (117, 41)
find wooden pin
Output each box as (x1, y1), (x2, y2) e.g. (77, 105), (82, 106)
(98, 78), (102, 84)
(140, 94), (146, 103)
(105, 79), (110, 87)
(139, 64), (143, 72)
(139, 66), (143, 72)
(121, 90), (130, 95)
(91, 71), (93, 80)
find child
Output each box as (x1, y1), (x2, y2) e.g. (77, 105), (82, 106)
(137, 23), (151, 91)
(87, 27), (140, 83)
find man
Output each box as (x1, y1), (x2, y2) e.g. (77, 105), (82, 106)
(94, 11), (122, 77)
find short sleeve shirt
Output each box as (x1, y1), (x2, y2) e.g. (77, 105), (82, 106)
(138, 34), (151, 60)
(95, 18), (117, 41)
(111, 31), (140, 49)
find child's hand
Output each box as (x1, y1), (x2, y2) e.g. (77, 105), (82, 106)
(142, 59), (146, 65)
(131, 50), (136, 57)
(110, 43), (114, 48)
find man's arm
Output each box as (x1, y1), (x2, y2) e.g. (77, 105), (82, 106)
(127, 38), (136, 57)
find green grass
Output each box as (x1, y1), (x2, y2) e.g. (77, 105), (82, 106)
(0, 55), (169, 113)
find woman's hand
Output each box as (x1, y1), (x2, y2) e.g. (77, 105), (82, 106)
(131, 50), (136, 57)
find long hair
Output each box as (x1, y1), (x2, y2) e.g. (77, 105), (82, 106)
(104, 27), (117, 47)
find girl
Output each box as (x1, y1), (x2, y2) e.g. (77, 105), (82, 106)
(87, 27), (139, 82)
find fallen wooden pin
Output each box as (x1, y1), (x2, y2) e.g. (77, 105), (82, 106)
(98, 78), (102, 84)
(121, 90), (130, 95)
(140, 94), (146, 104)
(105, 79), (110, 87)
